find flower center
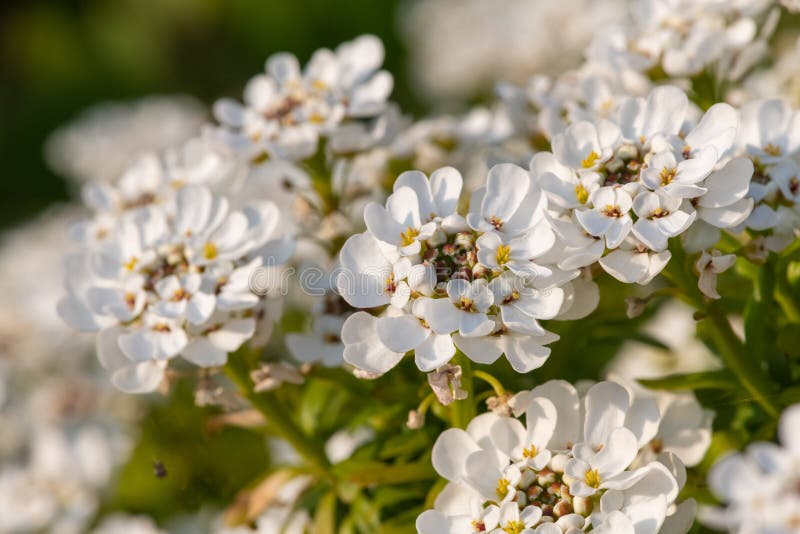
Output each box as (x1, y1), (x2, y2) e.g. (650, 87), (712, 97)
(651, 207), (670, 219)
(764, 143), (782, 156)
(496, 244), (511, 265)
(502, 520), (526, 534)
(584, 469), (601, 488)
(659, 167), (677, 186)
(496, 477), (511, 499)
(124, 256), (139, 272)
(601, 205), (622, 218)
(582, 151), (600, 168)
(203, 242), (218, 260)
(489, 215), (504, 230)
(459, 296), (476, 312)
(400, 227), (420, 247)
(471, 520), (487, 532)
(502, 290), (520, 305)
(575, 184), (589, 204)
(170, 288), (190, 302)
(522, 444), (538, 458)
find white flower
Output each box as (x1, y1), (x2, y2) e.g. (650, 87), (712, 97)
(45, 95), (206, 184)
(429, 278), (495, 338)
(631, 191), (695, 252)
(365, 167), (464, 255)
(467, 163), (546, 238)
(695, 249), (736, 300)
(575, 186), (633, 249)
(702, 403), (800, 533)
(551, 120), (620, 171)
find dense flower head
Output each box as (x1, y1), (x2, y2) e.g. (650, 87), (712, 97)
(212, 34), (394, 161)
(59, 178), (293, 393)
(336, 164), (594, 376)
(417, 380), (692, 534)
(536, 85), (753, 284)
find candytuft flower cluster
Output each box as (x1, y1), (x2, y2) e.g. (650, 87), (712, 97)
(39, 4), (800, 532)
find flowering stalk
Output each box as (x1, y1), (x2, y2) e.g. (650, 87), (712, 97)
(449, 353), (475, 429)
(663, 243), (780, 418)
(224, 350), (331, 475)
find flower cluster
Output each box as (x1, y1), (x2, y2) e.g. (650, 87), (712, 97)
(417, 380), (696, 533)
(702, 403), (800, 533)
(212, 34), (394, 161)
(536, 85), (753, 284)
(58, 146), (293, 392)
(336, 164), (592, 376)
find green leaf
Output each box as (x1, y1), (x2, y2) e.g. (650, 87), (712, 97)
(313, 491), (336, 534)
(334, 461), (435, 487)
(638, 370), (739, 391)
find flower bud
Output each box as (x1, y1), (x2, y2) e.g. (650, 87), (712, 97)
(572, 496), (592, 516)
(549, 453), (569, 473)
(554, 499), (574, 518)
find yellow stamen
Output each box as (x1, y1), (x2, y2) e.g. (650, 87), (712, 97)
(502, 520), (526, 534)
(203, 242), (218, 260)
(584, 468), (601, 488)
(575, 183), (589, 204)
(581, 151), (600, 168)
(171, 288), (189, 302)
(460, 296), (475, 312)
(496, 477), (511, 499)
(399, 227), (420, 247)
(123, 257), (138, 271)
(659, 167), (677, 186)
(764, 143), (782, 157)
(496, 244), (511, 265)
(522, 444), (538, 458)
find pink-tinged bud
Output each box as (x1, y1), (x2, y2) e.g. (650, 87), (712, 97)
(527, 485), (543, 501)
(553, 499), (574, 518)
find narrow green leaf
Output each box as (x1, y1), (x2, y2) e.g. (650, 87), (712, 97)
(638, 370), (739, 391)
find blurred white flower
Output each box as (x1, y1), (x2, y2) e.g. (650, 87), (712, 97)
(212, 35), (393, 160)
(401, 0), (625, 101)
(702, 403), (800, 533)
(46, 95), (207, 184)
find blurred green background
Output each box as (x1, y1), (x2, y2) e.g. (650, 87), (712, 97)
(0, 0), (423, 230)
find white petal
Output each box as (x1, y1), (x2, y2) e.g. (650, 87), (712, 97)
(432, 429), (480, 481)
(182, 337), (228, 367)
(375, 315), (427, 353)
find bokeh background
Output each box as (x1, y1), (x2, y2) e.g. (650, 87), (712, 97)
(0, 0), (426, 230)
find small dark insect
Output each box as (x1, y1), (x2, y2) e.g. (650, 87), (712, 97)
(153, 460), (168, 479)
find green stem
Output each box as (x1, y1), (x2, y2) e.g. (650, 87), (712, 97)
(662, 243), (780, 418)
(224, 354), (330, 474)
(775, 256), (800, 323)
(450, 353), (475, 429)
(705, 304), (779, 418)
(473, 370), (506, 396)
